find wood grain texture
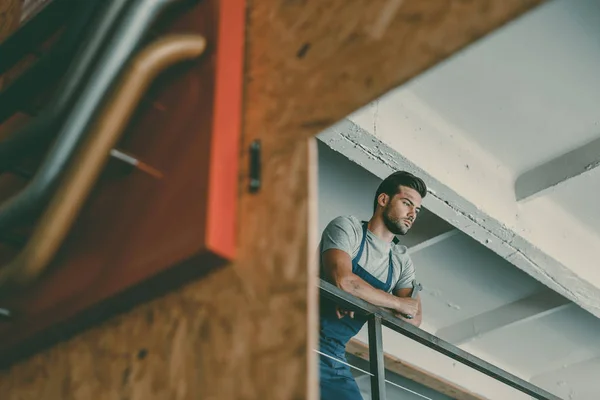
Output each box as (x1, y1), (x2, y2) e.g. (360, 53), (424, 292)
(347, 339), (486, 400)
(0, 0), (544, 399)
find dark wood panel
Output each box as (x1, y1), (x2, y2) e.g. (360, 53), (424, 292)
(0, 0), (242, 363)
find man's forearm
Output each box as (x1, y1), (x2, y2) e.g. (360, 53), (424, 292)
(337, 273), (411, 313)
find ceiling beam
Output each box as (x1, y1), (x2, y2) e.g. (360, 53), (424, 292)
(408, 229), (459, 255)
(436, 290), (571, 346)
(346, 339), (487, 400)
(515, 136), (600, 202)
(400, 206), (456, 250)
(530, 355), (600, 383)
(318, 118), (600, 319)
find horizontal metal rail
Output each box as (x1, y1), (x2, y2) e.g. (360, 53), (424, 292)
(319, 279), (562, 400)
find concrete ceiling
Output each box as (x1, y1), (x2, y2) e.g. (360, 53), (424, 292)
(316, 0), (600, 398)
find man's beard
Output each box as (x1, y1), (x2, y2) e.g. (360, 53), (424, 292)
(383, 209), (409, 236)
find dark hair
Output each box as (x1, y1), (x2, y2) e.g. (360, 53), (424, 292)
(373, 171), (427, 212)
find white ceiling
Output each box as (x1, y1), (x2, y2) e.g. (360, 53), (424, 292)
(406, 0), (600, 175)
(316, 0), (600, 398)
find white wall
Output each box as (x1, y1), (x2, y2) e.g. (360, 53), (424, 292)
(317, 140), (380, 234)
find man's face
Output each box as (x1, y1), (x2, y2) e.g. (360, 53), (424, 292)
(382, 186), (422, 236)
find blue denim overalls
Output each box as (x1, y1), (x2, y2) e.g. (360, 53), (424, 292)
(319, 222), (395, 399)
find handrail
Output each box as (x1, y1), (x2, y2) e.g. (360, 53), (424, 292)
(0, 34), (207, 291)
(0, 0), (103, 123)
(319, 279), (562, 400)
(0, 0), (181, 233)
(0, 0), (74, 74)
(0, 0), (129, 171)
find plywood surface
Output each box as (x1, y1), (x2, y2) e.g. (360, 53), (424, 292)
(0, 0), (544, 399)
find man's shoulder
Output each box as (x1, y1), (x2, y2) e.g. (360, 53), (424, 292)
(391, 240), (411, 259)
(327, 215), (363, 230)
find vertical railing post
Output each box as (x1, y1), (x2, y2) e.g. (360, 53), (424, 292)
(368, 315), (386, 399)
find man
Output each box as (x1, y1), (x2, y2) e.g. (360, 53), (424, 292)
(319, 170), (426, 400)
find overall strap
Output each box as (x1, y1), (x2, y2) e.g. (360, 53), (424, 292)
(352, 222), (369, 269)
(384, 248), (395, 291)
(360, 222), (395, 292)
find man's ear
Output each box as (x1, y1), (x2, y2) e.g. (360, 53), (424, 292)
(378, 193), (389, 208)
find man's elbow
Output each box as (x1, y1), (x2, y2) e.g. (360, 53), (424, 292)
(337, 274), (359, 294)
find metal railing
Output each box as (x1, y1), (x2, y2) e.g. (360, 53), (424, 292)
(319, 279), (562, 400)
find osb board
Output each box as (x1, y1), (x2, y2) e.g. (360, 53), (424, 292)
(0, 0), (544, 399)
(347, 339), (486, 400)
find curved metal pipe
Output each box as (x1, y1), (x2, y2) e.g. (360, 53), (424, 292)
(0, 0), (180, 233)
(0, 0), (128, 168)
(0, 0), (104, 123)
(0, 34), (207, 290)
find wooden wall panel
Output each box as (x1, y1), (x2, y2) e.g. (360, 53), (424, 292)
(0, 0), (544, 399)
(0, 140), (316, 400)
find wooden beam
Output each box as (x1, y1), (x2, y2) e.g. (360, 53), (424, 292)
(0, 0), (545, 399)
(346, 339), (487, 400)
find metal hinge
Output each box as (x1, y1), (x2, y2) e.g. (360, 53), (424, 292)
(249, 140), (261, 193)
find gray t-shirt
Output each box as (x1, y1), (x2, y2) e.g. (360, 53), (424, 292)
(320, 215), (415, 292)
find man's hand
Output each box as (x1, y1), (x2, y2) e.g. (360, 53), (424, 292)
(335, 306), (355, 319)
(393, 297), (419, 319)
